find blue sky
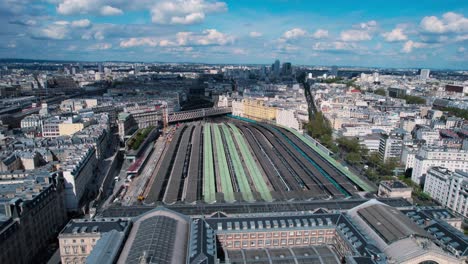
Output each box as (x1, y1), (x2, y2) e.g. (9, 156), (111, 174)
(1, 0), (467, 69)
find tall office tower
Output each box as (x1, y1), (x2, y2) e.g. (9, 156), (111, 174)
(272, 59), (280, 76)
(98, 63), (104, 73)
(71, 67), (76, 75)
(330, 66), (338, 76)
(281, 62), (292, 76)
(78, 63), (83, 72)
(420, 69), (430, 80)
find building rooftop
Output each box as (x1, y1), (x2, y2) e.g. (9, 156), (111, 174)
(380, 180), (411, 189)
(117, 207), (190, 264)
(60, 218), (130, 235)
(357, 204), (428, 244)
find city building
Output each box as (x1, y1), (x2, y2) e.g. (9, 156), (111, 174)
(241, 98), (277, 122)
(378, 180), (412, 200)
(379, 132), (404, 162)
(58, 218), (131, 264)
(61, 145), (98, 211)
(424, 167), (468, 217)
(86, 201), (467, 264)
(0, 171), (68, 264)
(116, 207), (190, 264)
(411, 147), (468, 185)
(420, 69), (430, 80)
(117, 113), (137, 143)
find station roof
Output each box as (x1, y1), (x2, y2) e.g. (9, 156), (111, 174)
(357, 204), (427, 244)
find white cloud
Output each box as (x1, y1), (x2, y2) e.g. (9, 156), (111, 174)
(150, 0), (227, 25)
(35, 23), (70, 40)
(94, 31), (105, 40)
(100, 5), (123, 16)
(420, 12), (468, 34)
(382, 27), (407, 42)
(283, 28), (307, 39)
(313, 41), (358, 51)
(340, 20), (377, 42)
(340, 30), (372, 41)
(193, 29), (234, 45)
(458, 47), (466, 53)
(9, 19), (37, 26)
(120, 29), (234, 48)
(120, 37), (159, 48)
(232, 48), (247, 55)
(249, 31), (262, 38)
(57, 0), (93, 15)
(88, 43), (112, 50)
(357, 20), (377, 30)
(402, 40), (426, 53)
(71, 19), (91, 28)
(455, 34), (468, 42)
(312, 29), (328, 39)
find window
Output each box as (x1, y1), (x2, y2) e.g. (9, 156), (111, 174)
(72, 246), (78, 254)
(64, 246), (70, 254)
(80, 245), (86, 253)
(80, 239), (84, 243)
(281, 239), (287, 245)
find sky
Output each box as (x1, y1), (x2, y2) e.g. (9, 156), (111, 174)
(0, 0), (467, 69)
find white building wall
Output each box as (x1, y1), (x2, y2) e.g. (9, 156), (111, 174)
(276, 109), (300, 131)
(411, 148), (468, 185)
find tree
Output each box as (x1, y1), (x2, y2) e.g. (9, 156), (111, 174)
(345, 152), (362, 165)
(374, 88), (386, 96)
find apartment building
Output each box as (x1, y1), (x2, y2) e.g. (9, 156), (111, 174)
(411, 147), (468, 185)
(58, 218), (130, 264)
(60, 145), (98, 211)
(424, 167), (468, 217)
(242, 98), (277, 122)
(0, 171), (68, 264)
(379, 132), (404, 162)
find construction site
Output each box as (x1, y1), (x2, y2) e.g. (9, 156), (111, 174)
(143, 118), (374, 204)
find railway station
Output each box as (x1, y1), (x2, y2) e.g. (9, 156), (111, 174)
(145, 119), (373, 204)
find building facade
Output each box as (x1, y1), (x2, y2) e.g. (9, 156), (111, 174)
(424, 167), (468, 217)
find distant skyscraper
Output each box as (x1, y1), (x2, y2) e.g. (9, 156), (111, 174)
(420, 69), (430, 80)
(98, 63), (104, 73)
(281, 62), (292, 76)
(272, 59), (280, 77)
(71, 67), (76, 75)
(330, 66), (338, 77)
(134, 64), (140, 74)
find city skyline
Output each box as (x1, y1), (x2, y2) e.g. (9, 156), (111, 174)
(1, 0), (467, 69)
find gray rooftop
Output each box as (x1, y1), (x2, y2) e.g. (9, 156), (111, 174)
(357, 204), (427, 244)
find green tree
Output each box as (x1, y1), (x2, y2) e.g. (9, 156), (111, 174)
(345, 152), (362, 165)
(374, 88), (386, 96)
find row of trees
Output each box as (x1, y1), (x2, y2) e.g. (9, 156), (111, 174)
(304, 112), (338, 153)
